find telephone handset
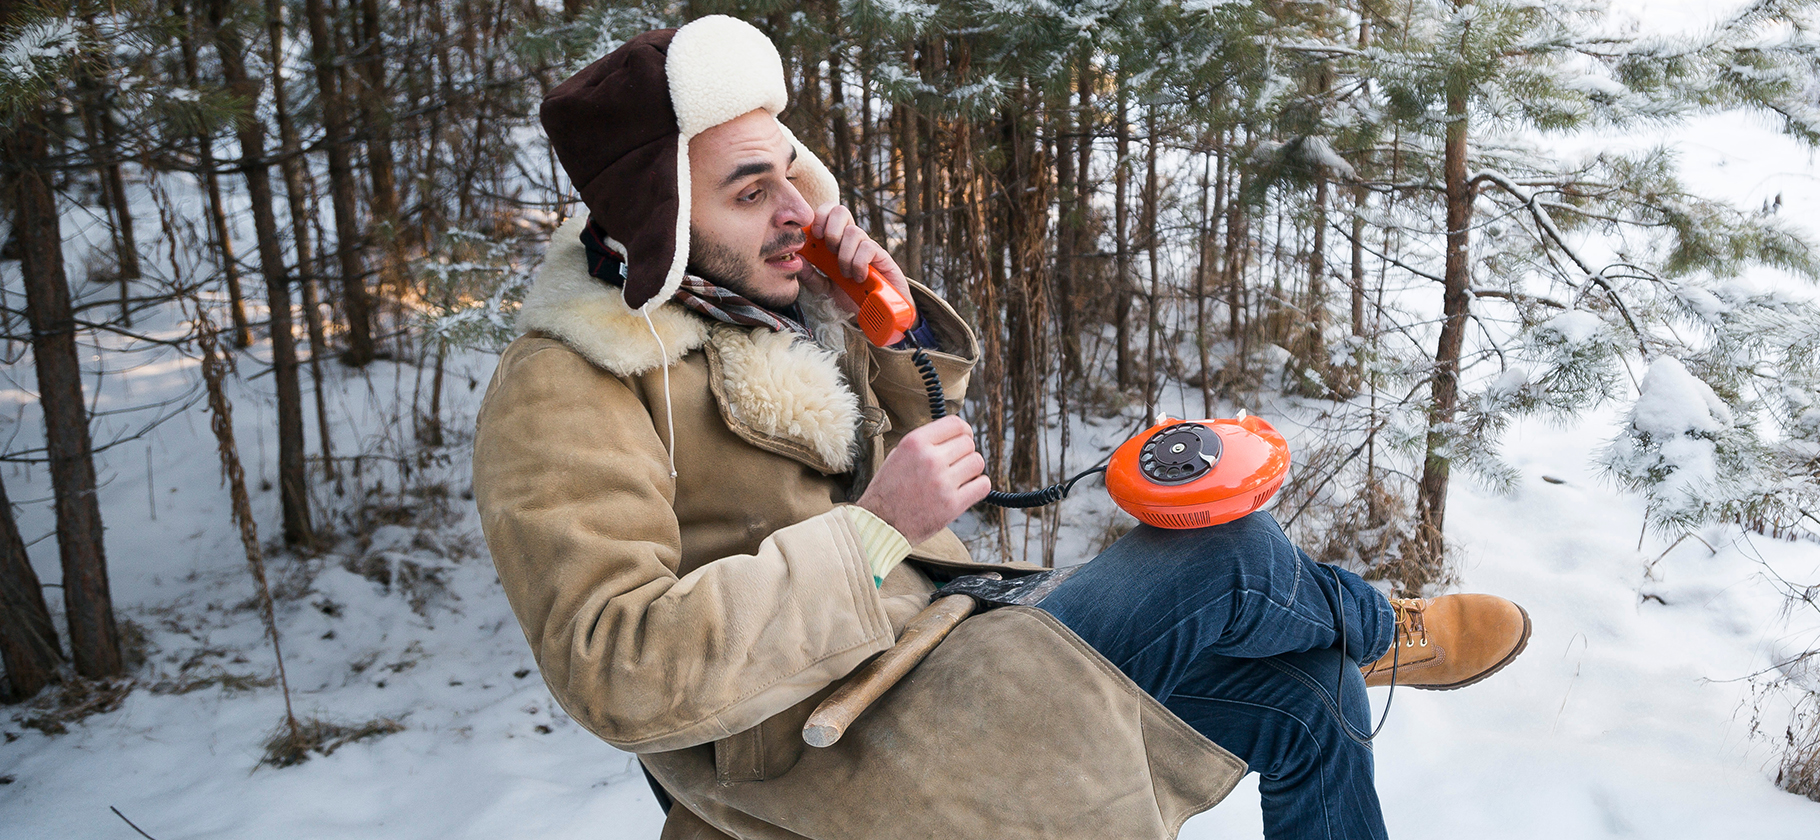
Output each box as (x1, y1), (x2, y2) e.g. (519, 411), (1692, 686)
(799, 233), (918, 347)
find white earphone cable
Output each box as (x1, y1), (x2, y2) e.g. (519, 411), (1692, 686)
(641, 309), (678, 478)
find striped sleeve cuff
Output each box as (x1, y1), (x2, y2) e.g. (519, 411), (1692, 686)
(840, 506), (913, 588)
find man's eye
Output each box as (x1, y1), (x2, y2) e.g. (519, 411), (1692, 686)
(738, 189), (762, 203)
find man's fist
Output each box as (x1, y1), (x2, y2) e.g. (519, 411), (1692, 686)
(855, 416), (990, 545)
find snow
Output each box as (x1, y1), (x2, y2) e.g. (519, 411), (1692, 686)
(1177, 405), (1820, 840)
(0, 347), (671, 839)
(1631, 357), (1732, 440)
(1797, 406), (1820, 440)
(0, 20), (77, 81)
(4, 0), (1820, 837)
(1603, 356), (1735, 506)
(1485, 366), (1533, 400)
(1175, 0), (1244, 13)
(1540, 308), (1606, 348)
(1565, 72), (1628, 97)
(1298, 136), (1360, 182)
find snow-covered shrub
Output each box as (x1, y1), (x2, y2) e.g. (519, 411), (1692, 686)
(1603, 357), (1762, 532)
(1594, 273), (1820, 540)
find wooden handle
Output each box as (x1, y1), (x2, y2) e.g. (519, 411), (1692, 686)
(803, 588), (986, 748)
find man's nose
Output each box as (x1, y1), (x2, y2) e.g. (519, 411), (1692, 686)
(775, 178), (813, 229)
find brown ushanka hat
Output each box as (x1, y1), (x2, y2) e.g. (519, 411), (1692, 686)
(540, 15), (838, 312)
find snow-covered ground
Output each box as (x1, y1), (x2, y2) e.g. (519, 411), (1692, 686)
(5, 1), (1820, 838)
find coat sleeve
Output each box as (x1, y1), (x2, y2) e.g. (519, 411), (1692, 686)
(473, 341), (897, 753)
(867, 281), (980, 437)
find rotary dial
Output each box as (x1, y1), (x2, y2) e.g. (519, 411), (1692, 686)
(1137, 423), (1223, 486)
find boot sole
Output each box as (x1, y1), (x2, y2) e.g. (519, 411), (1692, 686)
(1416, 604), (1532, 691)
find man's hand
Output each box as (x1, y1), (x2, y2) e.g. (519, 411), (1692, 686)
(801, 202), (912, 315)
(855, 416), (990, 545)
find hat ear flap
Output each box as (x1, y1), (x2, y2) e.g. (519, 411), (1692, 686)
(652, 137), (692, 313)
(608, 133), (688, 312)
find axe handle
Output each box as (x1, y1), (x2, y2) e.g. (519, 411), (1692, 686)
(802, 591), (980, 748)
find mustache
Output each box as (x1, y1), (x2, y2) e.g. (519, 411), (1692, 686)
(763, 230), (806, 257)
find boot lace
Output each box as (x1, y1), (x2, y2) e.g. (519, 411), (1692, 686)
(1390, 598), (1431, 649)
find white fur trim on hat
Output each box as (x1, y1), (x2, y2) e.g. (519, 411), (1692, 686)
(778, 122), (838, 210)
(667, 16), (788, 139)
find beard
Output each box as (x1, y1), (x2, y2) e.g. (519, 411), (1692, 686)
(686, 225), (807, 311)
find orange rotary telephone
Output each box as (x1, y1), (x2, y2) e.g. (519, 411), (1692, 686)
(802, 232), (1289, 526)
(1104, 413), (1289, 528)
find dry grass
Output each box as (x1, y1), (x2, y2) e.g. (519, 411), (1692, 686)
(148, 671), (276, 696)
(1776, 696), (1820, 802)
(260, 716), (405, 768)
(13, 678), (134, 735)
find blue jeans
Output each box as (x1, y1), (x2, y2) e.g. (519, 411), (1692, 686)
(1036, 512), (1396, 840)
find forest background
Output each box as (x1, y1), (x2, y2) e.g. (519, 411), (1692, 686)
(2, 0), (1819, 835)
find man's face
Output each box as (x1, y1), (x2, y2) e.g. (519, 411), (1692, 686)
(687, 110), (814, 309)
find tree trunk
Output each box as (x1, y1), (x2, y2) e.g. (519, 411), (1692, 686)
(214, 0), (314, 546)
(267, 0), (338, 481)
(201, 144), (252, 348)
(1195, 146), (1216, 417)
(920, 37), (941, 291)
(1352, 13), (1373, 340)
(0, 471), (62, 701)
(1224, 156), (1249, 345)
(1142, 107), (1162, 415)
(356, 0), (406, 345)
(829, 42), (858, 214)
(1414, 25), (1475, 584)
(74, 39), (142, 326)
(1053, 61), (1078, 377)
(1002, 88), (1047, 491)
(900, 98), (923, 280)
(420, 345), (446, 448)
(175, 0), (253, 348)
(1113, 77), (1131, 390)
(305, 0), (377, 365)
(856, 54), (887, 243)
(1351, 183), (1367, 337)
(1310, 177), (1328, 331)
(1308, 174), (1329, 375)
(8, 112), (122, 679)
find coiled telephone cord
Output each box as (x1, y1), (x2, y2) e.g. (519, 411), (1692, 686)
(908, 346), (1104, 510)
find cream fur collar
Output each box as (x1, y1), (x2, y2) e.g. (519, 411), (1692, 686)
(516, 216), (860, 471)
(517, 216), (710, 375)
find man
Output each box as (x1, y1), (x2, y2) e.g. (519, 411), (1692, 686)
(474, 15), (1530, 840)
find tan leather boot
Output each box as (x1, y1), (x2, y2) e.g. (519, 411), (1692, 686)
(1361, 594), (1531, 690)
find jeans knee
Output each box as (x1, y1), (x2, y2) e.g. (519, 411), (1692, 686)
(1315, 703), (1374, 758)
(1255, 707), (1370, 792)
(1130, 512), (1295, 572)
(1216, 510), (1292, 545)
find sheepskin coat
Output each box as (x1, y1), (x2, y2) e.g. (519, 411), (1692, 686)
(472, 217), (1246, 840)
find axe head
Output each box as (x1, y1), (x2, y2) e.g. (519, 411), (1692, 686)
(932, 565), (1085, 609)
